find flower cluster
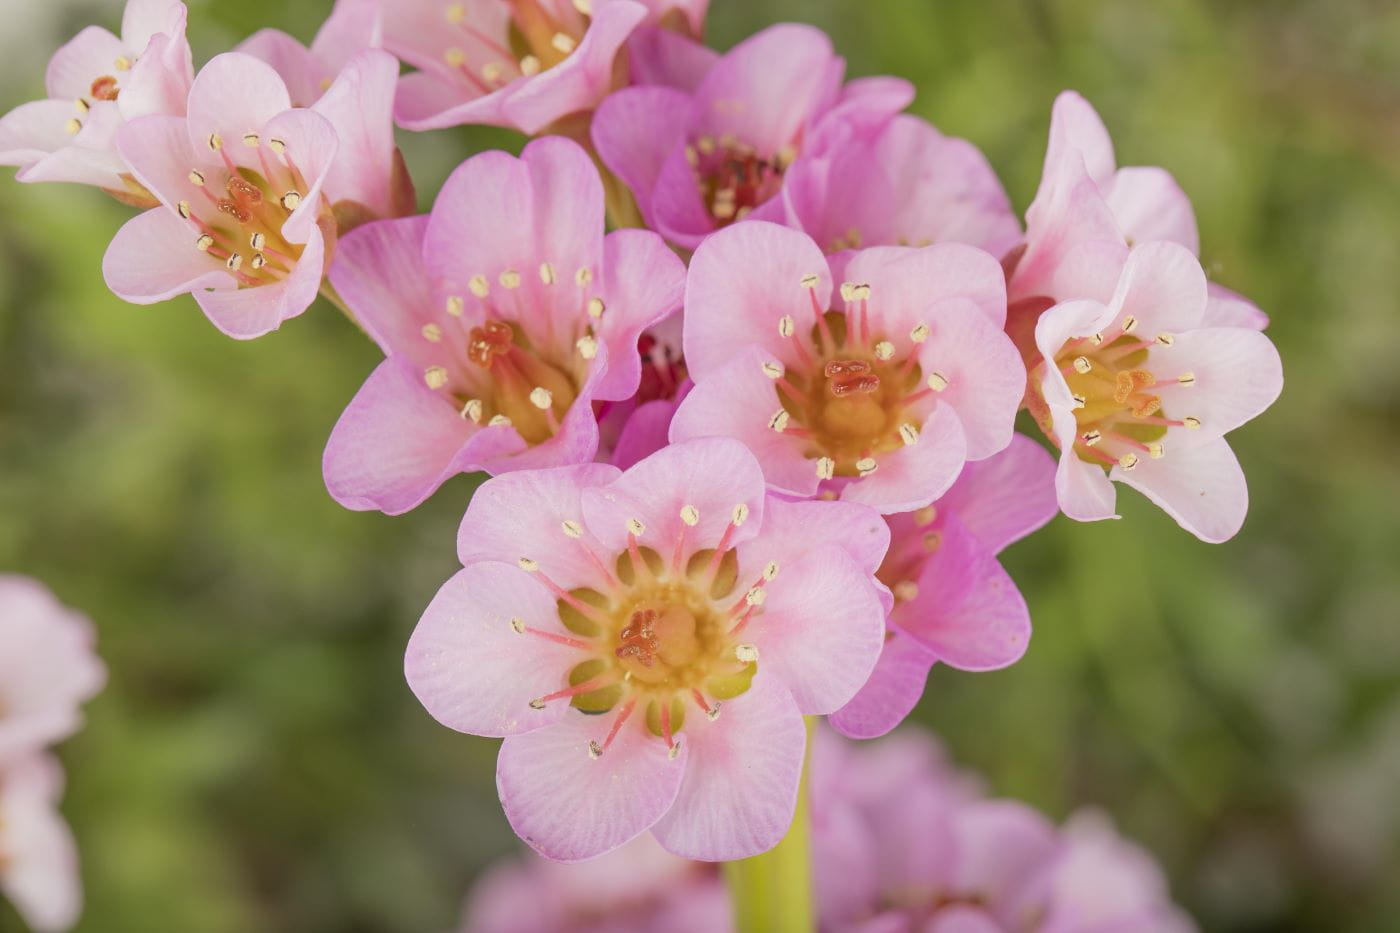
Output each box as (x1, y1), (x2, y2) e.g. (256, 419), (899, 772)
(2, 0), (1284, 903)
(0, 576), (106, 933)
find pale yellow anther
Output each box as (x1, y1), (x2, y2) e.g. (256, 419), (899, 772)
(488, 414), (513, 427)
(280, 191), (302, 211)
(499, 269), (521, 289)
(914, 506), (937, 526)
(680, 505), (700, 526)
(1121, 315), (1138, 334)
(461, 399), (483, 423)
(768, 409), (790, 432)
(1082, 430), (1102, 446)
(856, 456), (877, 474)
(520, 55), (542, 76)
(242, 133), (260, 147)
(468, 275), (490, 298)
(509, 617), (525, 634)
(706, 704), (722, 721)
(627, 518), (646, 536)
(762, 561), (780, 581)
(761, 361), (784, 379)
(745, 587), (767, 607)
(195, 234), (214, 251)
(446, 295), (465, 316)
(894, 581), (919, 602)
(267, 138), (287, 155)
(731, 503), (750, 526)
(421, 323), (443, 343)
(777, 315), (795, 338)
(551, 32), (577, 54)
(114, 56), (132, 71)
(667, 741), (681, 761)
(177, 200), (191, 219)
(482, 62), (504, 83)
(64, 118), (82, 135)
(424, 366), (449, 390)
(528, 698), (546, 710)
(1183, 416), (1202, 429)
(587, 741), (603, 759)
(576, 335), (599, 360)
(853, 284), (871, 300)
(1090, 332), (1104, 346)
(800, 273), (820, 289)
(927, 372), (950, 392)
(249, 232), (266, 250)
(734, 644), (759, 663)
(1072, 356), (1093, 374)
(816, 457), (836, 480)
(696, 136), (716, 155)
(910, 323), (930, 343)
(207, 132), (223, 151)
(561, 519), (583, 539)
(444, 47), (466, 67)
(874, 341), (896, 361)
(445, 2), (465, 23)
(529, 387), (554, 410)
(899, 422), (920, 446)
(1156, 332), (1175, 346)
(74, 99), (89, 115)
(538, 262), (556, 285)
(1118, 453), (1140, 470)
(586, 297), (606, 318)
(1070, 393), (1087, 409)
(839, 282), (858, 302)
(226, 253), (244, 272)
(251, 254), (267, 270)
(575, 267), (593, 286)
(188, 169), (206, 186)
(518, 557), (540, 572)
(1177, 372), (1196, 387)
(1147, 442), (1165, 459)
(572, 0), (593, 14)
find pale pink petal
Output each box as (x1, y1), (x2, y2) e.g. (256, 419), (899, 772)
(193, 223), (326, 338)
(113, 113), (202, 215)
(828, 633), (937, 739)
(498, 710), (687, 862)
(405, 563), (578, 737)
(1203, 282), (1267, 330)
(839, 402), (968, 515)
(456, 462), (622, 586)
(261, 108), (339, 243)
(312, 49), (400, 217)
(117, 28), (193, 121)
(327, 215), (433, 357)
(1111, 241), (1207, 337)
(591, 85), (692, 226)
(236, 29), (322, 106)
(0, 755), (81, 933)
(667, 348), (817, 500)
(1149, 328), (1282, 439)
(322, 356), (475, 514)
(625, 26), (717, 91)
(649, 674), (806, 860)
(101, 206), (233, 303)
(1043, 91), (1116, 188)
(1, 101), (126, 189)
(746, 495), (889, 577)
(1112, 435), (1249, 543)
(683, 221), (832, 379)
(120, 0), (184, 51)
(580, 436), (765, 556)
(1055, 455), (1118, 524)
(465, 356), (605, 475)
(184, 53), (292, 153)
(946, 801), (1059, 918)
(44, 26), (125, 100)
(936, 434), (1058, 554)
(842, 242), (1008, 328)
(310, 0), (384, 73)
(394, 72), (511, 131)
(0, 101), (81, 167)
(594, 228), (686, 400)
(1013, 156), (1123, 304)
(914, 298), (1024, 459)
(1105, 166), (1198, 253)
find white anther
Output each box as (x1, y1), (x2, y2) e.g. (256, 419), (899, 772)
(816, 457), (836, 480)
(777, 315), (795, 338)
(1070, 393), (1086, 409)
(745, 587), (767, 606)
(761, 361), (784, 379)
(1090, 332), (1104, 346)
(627, 518), (646, 536)
(188, 169), (206, 185)
(853, 284), (871, 300)
(914, 506), (937, 525)
(195, 234), (214, 251)
(499, 269), (521, 289)
(488, 414), (513, 427)
(684, 145), (699, 167)
(587, 740), (603, 759)
(575, 267), (592, 286)
(551, 32), (577, 54)
(1072, 356), (1092, 374)
(909, 323), (930, 343)
(923, 531), (942, 552)
(856, 457), (878, 475)
(250, 254), (266, 270)
(1177, 372), (1196, 387)
(731, 503), (750, 526)
(528, 698), (546, 710)
(517, 557), (539, 572)
(874, 341), (896, 361)
(768, 409), (791, 432)
(424, 366), (449, 389)
(1156, 332), (1175, 346)
(460, 399), (483, 423)
(207, 132), (223, 151)
(561, 519), (583, 538)
(762, 561), (779, 581)
(1183, 416), (1201, 429)
(267, 138), (287, 155)
(1081, 430), (1102, 446)
(64, 118), (82, 135)
(445, 2), (465, 22)
(696, 136), (716, 155)
(927, 372), (950, 392)
(509, 617), (525, 634)
(468, 275), (490, 298)
(446, 295), (464, 316)
(680, 505), (700, 526)
(1147, 442), (1165, 459)
(280, 191), (302, 211)
(444, 47), (466, 67)
(839, 282), (857, 302)
(1121, 315), (1138, 334)
(539, 262), (556, 285)
(586, 298), (606, 318)
(529, 387), (553, 410)
(899, 422), (920, 446)
(177, 200), (191, 219)
(114, 56), (132, 71)
(74, 99), (89, 115)
(250, 232), (266, 250)
(800, 273), (820, 288)
(576, 335), (599, 360)
(893, 581), (919, 602)
(572, 0), (593, 14)
(520, 55), (542, 76)
(706, 703), (722, 721)
(226, 253), (243, 272)
(734, 644), (759, 663)
(482, 62), (504, 83)
(1118, 453), (1140, 470)
(241, 133), (260, 147)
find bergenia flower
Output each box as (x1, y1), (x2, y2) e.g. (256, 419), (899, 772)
(101, 52), (340, 339)
(831, 435), (1057, 739)
(0, 0), (192, 203)
(1028, 241), (1282, 542)
(0, 755), (82, 933)
(323, 136), (684, 514)
(386, 0), (651, 133)
(671, 221), (1023, 514)
(0, 576), (106, 767)
(404, 437), (888, 860)
(784, 112), (1022, 259)
(461, 834), (730, 933)
(592, 23), (914, 249)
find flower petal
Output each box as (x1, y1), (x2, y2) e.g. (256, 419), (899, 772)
(0, 754), (81, 933)
(312, 49), (401, 218)
(935, 434), (1059, 554)
(185, 53), (292, 153)
(393, 72), (510, 131)
(745, 495), (890, 578)
(594, 228), (686, 401)
(101, 206), (233, 304)
(1110, 241), (1208, 337)
(236, 28), (322, 107)
(1150, 327), (1282, 439)
(1203, 282), (1268, 330)
(1042, 90), (1116, 189)
(1112, 434), (1249, 543)
(591, 84), (692, 226)
(828, 633), (937, 739)
(841, 239), (1009, 329)
(915, 297), (1024, 459)
(44, 26), (125, 100)
(1106, 165), (1198, 254)
(625, 26), (717, 92)
(327, 214), (433, 357)
(192, 223), (326, 338)
(839, 402), (968, 515)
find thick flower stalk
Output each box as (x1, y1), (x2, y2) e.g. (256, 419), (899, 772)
(404, 437), (888, 860)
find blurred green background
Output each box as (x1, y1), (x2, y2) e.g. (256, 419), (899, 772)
(2, 1), (1398, 930)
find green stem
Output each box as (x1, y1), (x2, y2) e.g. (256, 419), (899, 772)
(724, 717), (815, 933)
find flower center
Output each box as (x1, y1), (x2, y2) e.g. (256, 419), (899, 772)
(686, 137), (794, 226)
(636, 332), (686, 404)
(441, 0), (592, 94)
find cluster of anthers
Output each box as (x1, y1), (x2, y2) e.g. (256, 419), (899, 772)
(179, 133), (320, 287)
(439, 0), (594, 95)
(687, 135), (795, 225)
(511, 502), (777, 760)
(764, 277), (948, 481)
(1039, 314), (1200, 473)
(417, 263), (609, 444)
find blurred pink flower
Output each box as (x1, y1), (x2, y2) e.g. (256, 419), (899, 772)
(671, 221), (1023, 514)
(236, 0), (382, 108)
(1028, 241), (1282, 542)
(0, 576), (105, 767)
(592, 23), (913, 249)
(386, 0), (652, 133)
(322, 137), (683, 514)
(0, 0), (192, 203)
(404, 437), (888, 861)
(0, 755), (82, 933)
(100, 52), (341, 338)
(830, 435), (1057, 739)
(460, 834), (729, 933)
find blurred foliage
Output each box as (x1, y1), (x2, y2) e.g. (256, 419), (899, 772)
(1, 0), (1398, 931)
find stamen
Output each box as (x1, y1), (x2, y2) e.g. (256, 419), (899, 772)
(586, 298), (605, 318)
(1081, 430), (1102, 446)
(587, 740), (603, 759)
(763, 561), (780, 581)
(176, 200), (191, 219)
(899, 422), (920, 446)
(207, 132), (223, 151)
(113, 56), (132, 71)
(573, 0), (593, 15)
(874, 341), (895, 361)
(188, 169), (205, 186)
(761, 361), (784, 379)
(734, 644), (759, 663)
(575, 267), (592, 286)
(225, 253), (243, 272)
(914, 506), (937, 525)
(1177, 372), (1196, 387)
(561, 519), (583, 539)
(856, 457), (877, 475)
(1121, 315), (1138, 333)
(488, 414), (513, 427)
(927, 372), (949, 392)
(1071, 393), (1086, 409)
(460, 399), (483, 422)
(627, 518), (646, 536)
(422, 323), (444, 343)
(768, 409), (791, 432)
(1072, 356), (1093, 374)
(598, 699), (637, 754)
(1118, 453), (1140, 470)
(538, 262), (555, 284)
(280, 191), (301, 210)
(195, 234), (214, 251)
(499, 269), (521, 289)
(893, 581), (918, 601)
(745, 587), (766, 606)
(520, 55), (541, 76)
(1147, 442), (1165, 459)
(529, 387), (553, 410)
(445, 3), (465, 22)
(469, 275), (490, 298)
(424, 366), (449, 390)
(777, 316), (795, 338)
(680, 505), (700, 526)
(530, 675), (618, 709)
(1183, 416), (1201, 429)
(445, 295), (464, 316)
(1156, 333), (1175, 346)
(732, 503), (750, 526)
(910, 323), (930, 343)
(550, 33), (577, 54)
(267, 138), (286, 155)
(74, 99), (89, 114)
(517, 557), (539, 572)
(576, 335), (599, 360)
(64, 118), (82, 135)
(816, 457), (836, 480)
(241, 133), (259, 147)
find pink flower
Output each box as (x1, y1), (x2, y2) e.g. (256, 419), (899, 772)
(0, 576), (106, 767)
(461, 834), (730, 933)
(386, 0), (651, 133)
(101, 52), (341, 338)
(784, 113), (1022, 259)
(811, 727), (1196, 933)
(830, 436), (1057, 739)
(671, 221), (1024, 514)
(1028, 241), (1282, 542)
(323, 137), (684, 514)
(592, 24), (914, 249)
(404, 437), (889, 861)
(0, 755), (82, 933)
(0, 0), (192, 203)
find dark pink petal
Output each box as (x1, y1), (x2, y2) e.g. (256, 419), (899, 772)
(184, 53), (292, 154)
(594, 228), (685, 401)
(683, 221), (832, 378)
(464, 354), (606, 475)
(828, 633), (936, 739)
(193, 223), (326, 338)
(405, 562), (578, 737)
(1106, 166), (1198, 254)
(312, 49), (400, 217)
(649, 674), (806, 860)
(101, 206), (233, 303)
(1112, 435), (1249, 543)
(456, 463), (622, 587)
(936, 434), (1058, 554)
(648, 145), (719, 248)
(498, 709), (687, 862)
(745, 495), (890, 577)
(580, 436), (766, 556)
(327, 215), (433, 358)
(839, 403), (967, 515)
(609, 397), (680, 470)
(44, 26), (125, 100)
(322, 356), (475, 514)
(591, 85), (693, 226)
(625, 26), (718, 91)
(1149, 327), (1282, 440)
